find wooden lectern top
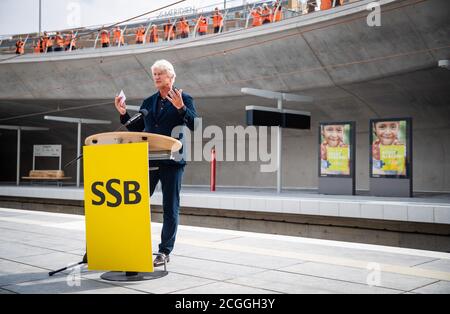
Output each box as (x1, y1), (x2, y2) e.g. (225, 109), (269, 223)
(84, 132), (182, 153)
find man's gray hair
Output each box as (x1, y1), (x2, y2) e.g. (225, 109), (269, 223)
(151, 59), (176, 82)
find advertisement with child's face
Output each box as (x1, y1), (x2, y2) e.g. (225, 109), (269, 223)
(320, 123), (352, 177)
(371, 119), (409, 178)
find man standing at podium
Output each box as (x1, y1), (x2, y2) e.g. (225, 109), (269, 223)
(114, 59), (198, 267)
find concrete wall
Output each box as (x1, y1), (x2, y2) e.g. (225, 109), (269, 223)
(0, 0), (449, 192)
(182, 67), (450, 192)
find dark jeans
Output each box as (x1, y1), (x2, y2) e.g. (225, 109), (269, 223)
(149, 164), (184, 255)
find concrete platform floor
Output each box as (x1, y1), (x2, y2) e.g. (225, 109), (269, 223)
(0, 207), (449, 294)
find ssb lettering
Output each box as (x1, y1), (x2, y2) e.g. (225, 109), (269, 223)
(91, 179), (141, 207)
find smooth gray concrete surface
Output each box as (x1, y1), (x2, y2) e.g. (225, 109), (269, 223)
(1, 207), (449, 294)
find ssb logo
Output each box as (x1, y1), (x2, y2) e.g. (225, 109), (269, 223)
(91, 179), (141, 207)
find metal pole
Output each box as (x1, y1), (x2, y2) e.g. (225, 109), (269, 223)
(210, 148), (216, 192)
(39, 0), (42, 36)
(94, 31), (100, 49)
(277, 98), (282, 194)
(219, 9), (229, 33)
(119, 25), (127, 48)
(76, 122), (81, 187)
(16, 128), (21, 186)
(69, 31), (78, 51)
(32, 154), (35, 170)
(144, 22), (152, 44)
(245, 3), (257, 29)
(167, 18), (178, 42)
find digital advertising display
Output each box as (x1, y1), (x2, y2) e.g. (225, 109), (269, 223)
(370, 118), (412, 178)
(319, 122), (354, 177)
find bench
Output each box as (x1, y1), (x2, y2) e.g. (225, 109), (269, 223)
(22, 170), (72, 186)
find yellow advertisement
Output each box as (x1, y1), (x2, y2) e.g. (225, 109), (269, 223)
(83, 142), (153, 273)
(320, 123), (351, 176)
(371, 120), (408, 177)
(379, 145), (406, 174)
(327, 146), (350, 173)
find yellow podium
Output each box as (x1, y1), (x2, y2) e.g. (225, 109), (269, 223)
(83, 132), (181, 281)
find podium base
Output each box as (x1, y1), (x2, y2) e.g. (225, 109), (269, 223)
(101, 270), (168, 281)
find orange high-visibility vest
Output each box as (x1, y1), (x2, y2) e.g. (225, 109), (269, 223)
(262, 8), (272, 23)
(178, 20), (189, 33)
(55, 35), (64, 47)
(251, 11), (262, 26)
(100, 30), (110, 44)
(113, 29), (123, 44)
(16, 40), (25, 54)
(65, 34), (76, 48)
(46, 36), (53, 47)
(113, 29), (120, 39)
(272, 6), (282, 22)
(321, 0), (332, 10)
(198, 18), (208, 33)
(135, 28), (145, 42)
(34, 41), (41, 54)
(212, 13), (223, 28)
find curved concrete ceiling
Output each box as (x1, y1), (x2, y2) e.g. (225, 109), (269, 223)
(0, 0), (448, 100)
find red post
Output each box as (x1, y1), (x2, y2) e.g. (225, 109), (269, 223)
(210, 147), (216, 192)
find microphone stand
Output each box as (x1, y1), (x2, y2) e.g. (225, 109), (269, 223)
(49, 252), (87, 276)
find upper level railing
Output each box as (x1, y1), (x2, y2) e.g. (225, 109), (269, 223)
(0, 0), (362, 56)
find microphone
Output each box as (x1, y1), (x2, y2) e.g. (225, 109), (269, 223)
(115, 108), (149, 132)
(124, 108), (149, 127)
(64, 154), (83, 169)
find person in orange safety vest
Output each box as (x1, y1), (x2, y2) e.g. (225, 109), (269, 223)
(251, 7), (263, 27)
(113, 27), (124, 46)
(100, 27), (110, 48)
(43, 32), (53, 52)
(212, 7), (223, 33)
(178, 17), (190, 39)
(135, 25), (145, 44)
(54, 32), (64, 51)
(64, 30), (77, 51)
(320, 0), (333, 10)
(261, 3), (272, 24)
(15, 37), (25, 55)
(164, 20), (176, 41)
(272, 1), (283, 22)
(148, 25), (159, 43)
(33, 39), (41, 54)
(197, 16), (208, 35)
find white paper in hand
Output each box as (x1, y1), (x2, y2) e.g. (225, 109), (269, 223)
(118, 90), (126, 105)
